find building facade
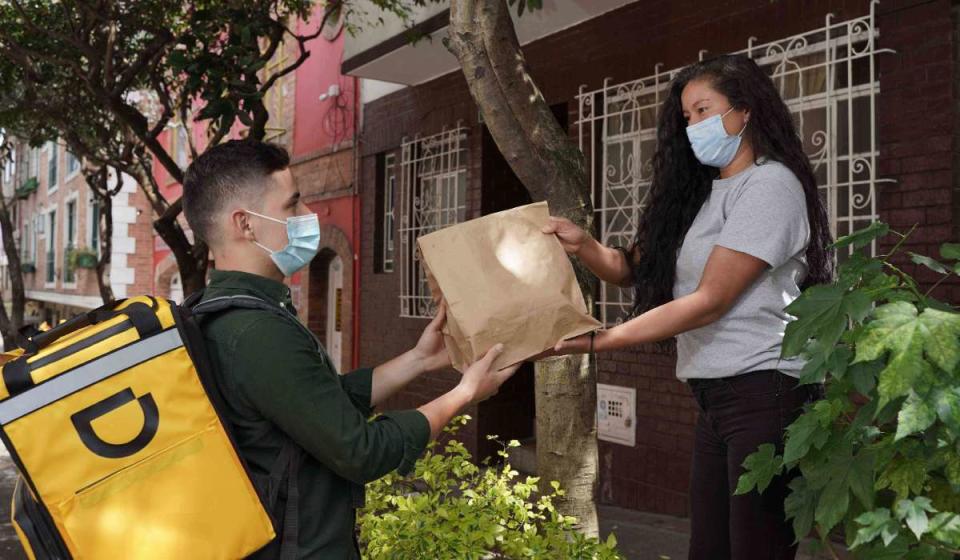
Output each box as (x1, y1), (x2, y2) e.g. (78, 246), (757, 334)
(1, 138), (154, 327)
(344, 0), (960, 515)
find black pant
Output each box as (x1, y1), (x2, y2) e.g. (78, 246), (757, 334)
(687, 370), (822, 560)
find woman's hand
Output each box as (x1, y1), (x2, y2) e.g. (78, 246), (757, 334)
(413, 302), (451, 372)
(553, 333), (594, 355)
(542, 216), (590, 255)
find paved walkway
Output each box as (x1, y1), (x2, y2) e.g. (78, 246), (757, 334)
(599, 505), (840, 560)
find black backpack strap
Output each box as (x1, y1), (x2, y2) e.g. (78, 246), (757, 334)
(191, 293), (308, 560)
(192, 294), (324, 353)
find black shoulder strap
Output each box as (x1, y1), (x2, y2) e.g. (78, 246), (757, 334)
(190, 293), (308, 560)
(192, 294), (324, 353)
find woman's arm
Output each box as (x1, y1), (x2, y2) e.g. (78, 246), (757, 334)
(556, 245), (769, 353)
(542, 216), (634, 288)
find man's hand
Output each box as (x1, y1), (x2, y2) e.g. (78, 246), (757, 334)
(413, 302), (451, 372)
(455, 345), (521, 405)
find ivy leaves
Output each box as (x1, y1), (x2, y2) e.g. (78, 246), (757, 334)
(737, 224), (960, 558)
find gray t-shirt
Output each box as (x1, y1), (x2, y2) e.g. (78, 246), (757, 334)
(672, 160), (810, 380)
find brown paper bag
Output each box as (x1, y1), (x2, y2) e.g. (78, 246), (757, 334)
(417, 201), (601, 372)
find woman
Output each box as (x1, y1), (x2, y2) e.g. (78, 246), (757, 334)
(544, 54), (832, 559)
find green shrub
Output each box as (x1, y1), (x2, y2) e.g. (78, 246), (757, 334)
(737, 223), (960, 558)
(358, 416), (623, 559)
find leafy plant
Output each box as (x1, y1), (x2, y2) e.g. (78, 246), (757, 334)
(737, 222), (960, 558)
(358, 416), (622, 559)
(67, 247), (98, 270)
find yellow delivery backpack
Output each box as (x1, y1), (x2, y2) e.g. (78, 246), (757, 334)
(0, 295), (302, 560)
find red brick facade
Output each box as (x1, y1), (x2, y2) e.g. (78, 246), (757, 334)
(357, 0), (959, 516)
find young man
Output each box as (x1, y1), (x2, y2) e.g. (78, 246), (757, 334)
(182, 139), (519, 559)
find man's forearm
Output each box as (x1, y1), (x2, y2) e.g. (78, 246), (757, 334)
(370, 349), (428, 407)
(418, 386), (472, 440)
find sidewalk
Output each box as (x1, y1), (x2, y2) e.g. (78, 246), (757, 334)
(599, 505), (838, 560)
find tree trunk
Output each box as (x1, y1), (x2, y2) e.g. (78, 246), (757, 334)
(83, 166), (115, 304)
(95, 191), (114, 303)
(0, 188), (26, 350)
(447, 0), (599, 536)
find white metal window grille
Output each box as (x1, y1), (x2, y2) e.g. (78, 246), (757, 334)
(577, 2), (892, 326)
(383, 153), (397, 273)
(399, 127), (468, 318)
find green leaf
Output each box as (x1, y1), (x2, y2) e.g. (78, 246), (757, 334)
(878, 456), (928, 500)
(895, 497), (936, 540)
(856, 302), (921, 363)
(930, 512), (960, 546)
(852, 508), (899, 548)
(857, 302), (939, 409)
(940, 243), (960, 261)
(849, 450), (877, 510)
(783, 410), (831, 464)
(735, 444), (783, 495)
(909, 252), (951, 275)
(896, 391), (938, 441)
(933, 388), (960, 436)
(784, 476), (817, 541)
(849, 360), (882, 396)
(854, 536), (910, 559)
(918, 308), (960, 374)
(815, 474), (849, 533)
(783, 286), (868, 358)
(832, 221), (890, 251)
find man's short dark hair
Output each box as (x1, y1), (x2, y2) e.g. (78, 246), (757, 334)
(183, 139), (290, 244)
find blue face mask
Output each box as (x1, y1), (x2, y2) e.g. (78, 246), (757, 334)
(246, 209), (321, 277)
(685, 107), (748, 168)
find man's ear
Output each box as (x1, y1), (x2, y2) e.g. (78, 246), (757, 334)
(229, 208), (255, 241)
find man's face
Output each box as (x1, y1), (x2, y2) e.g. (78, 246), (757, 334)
(248, 168), (311, 252)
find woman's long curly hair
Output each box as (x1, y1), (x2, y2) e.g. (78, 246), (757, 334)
(630, 54), (834, 316)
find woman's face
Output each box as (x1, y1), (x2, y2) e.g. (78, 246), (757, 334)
(680, 78), (749, 135)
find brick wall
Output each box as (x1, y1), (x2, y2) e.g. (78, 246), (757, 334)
(357, 0), (958, 516)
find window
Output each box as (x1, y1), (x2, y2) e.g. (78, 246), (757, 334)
(47, 142), (58, 192)
(29, 147), (39, 179)
(3, 145), (15, 184)
(374, 152), (397, 273)
(20, 223), (28, 261)
(398, 127), (468, 318)
(576, 6), (886, 326)
(64, 199), (77, 284)
(262, 46), (289, 142)
(66, 150), (81, 176)
(46, 209), (56, 284)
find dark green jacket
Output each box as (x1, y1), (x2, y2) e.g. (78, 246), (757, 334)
(199, 270), (430, 559)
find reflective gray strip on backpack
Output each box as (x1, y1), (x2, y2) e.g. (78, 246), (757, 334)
(0, 328), (183, 425)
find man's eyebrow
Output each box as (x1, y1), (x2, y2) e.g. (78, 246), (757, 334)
(286, 191), (300, 205)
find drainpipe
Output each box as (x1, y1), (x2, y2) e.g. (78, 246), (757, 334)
(351, 75), (362, 370)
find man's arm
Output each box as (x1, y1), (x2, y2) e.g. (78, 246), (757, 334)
(367, 304), (449, 407)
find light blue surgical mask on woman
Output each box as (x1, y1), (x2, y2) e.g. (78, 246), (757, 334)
(685, 107), (748, 168)
(246, 209), (321, 276)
